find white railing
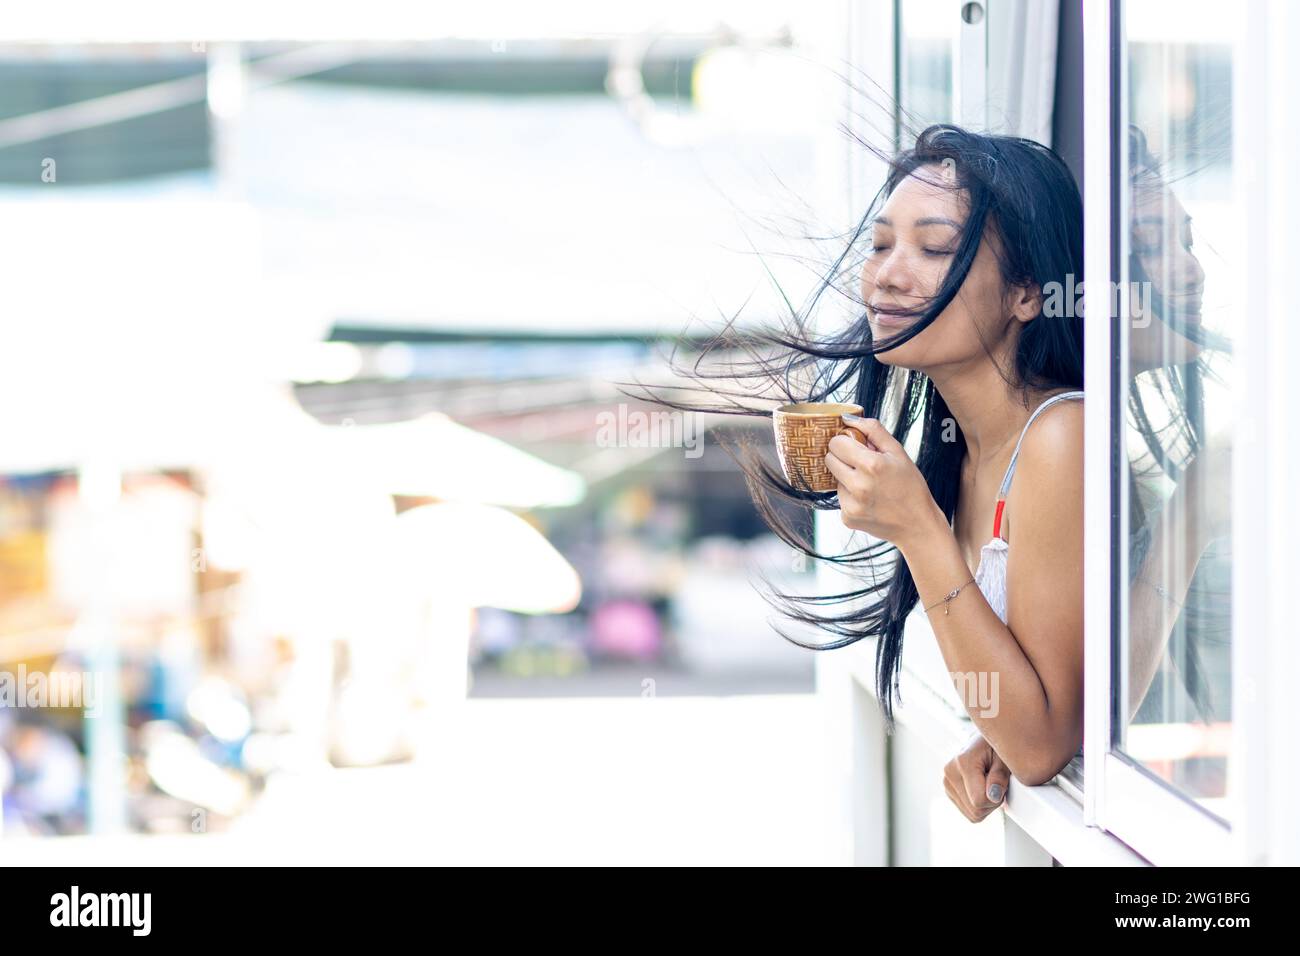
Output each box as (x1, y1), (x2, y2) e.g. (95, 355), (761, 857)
(817, 634), (1149, 866)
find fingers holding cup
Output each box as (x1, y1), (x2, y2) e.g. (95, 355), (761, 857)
(823, 440), (864, 491)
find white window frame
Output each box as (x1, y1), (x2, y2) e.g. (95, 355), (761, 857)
(953, 0), (987, 129)
(1083, 0), (1300, 867)
(1081, 0), (1234, 868)
(1233, 0), (1300, 868)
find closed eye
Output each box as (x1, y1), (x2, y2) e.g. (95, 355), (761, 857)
(870, 245), (953, 256)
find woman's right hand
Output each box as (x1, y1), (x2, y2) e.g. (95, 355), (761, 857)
(943, 733), (1011, 823)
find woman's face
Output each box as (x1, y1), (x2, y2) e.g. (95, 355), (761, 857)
(861, 165), (1030, 373)
(1128, 176), (1207, 372)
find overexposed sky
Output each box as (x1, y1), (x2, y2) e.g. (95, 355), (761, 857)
(0, 1), (803, 42)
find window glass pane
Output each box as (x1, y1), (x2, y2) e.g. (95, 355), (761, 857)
(899, 0), (953, 128)
(1119, 0), (1235, 822)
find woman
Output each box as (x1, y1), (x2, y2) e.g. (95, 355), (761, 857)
(945, 125), (1232, 822)
(823, 126), (1086, 793)
(628, 124), (1090, 805)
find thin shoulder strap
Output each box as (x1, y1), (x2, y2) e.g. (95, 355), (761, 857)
(991, 390), (1085, 540)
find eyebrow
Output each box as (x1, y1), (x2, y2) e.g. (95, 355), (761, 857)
(870, 216), (962, 228)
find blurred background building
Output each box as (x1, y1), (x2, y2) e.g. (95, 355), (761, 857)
(0, 4), (849, 860)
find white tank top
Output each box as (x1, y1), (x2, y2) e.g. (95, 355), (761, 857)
(970, 390), (1085, 625)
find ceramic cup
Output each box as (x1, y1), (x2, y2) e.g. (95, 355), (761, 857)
(772, 402), (868, 492)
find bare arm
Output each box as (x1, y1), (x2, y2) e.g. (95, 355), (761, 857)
(895, 403), (1085, 785)
(1125, 447), (1223, 720)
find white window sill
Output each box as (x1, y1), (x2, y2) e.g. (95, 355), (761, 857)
(840, 641), (1148, 866)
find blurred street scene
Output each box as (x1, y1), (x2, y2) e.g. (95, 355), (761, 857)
(0, 6), (845, 859)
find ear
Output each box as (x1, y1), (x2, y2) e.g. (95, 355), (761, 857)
(1007, 282), (1042, 325)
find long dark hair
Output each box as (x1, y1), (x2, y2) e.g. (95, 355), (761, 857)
(1124, 124), (1230, 726)
(622, 122), (1085, 732)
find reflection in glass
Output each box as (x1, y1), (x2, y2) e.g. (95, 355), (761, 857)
(1120, 7), (1234, 822)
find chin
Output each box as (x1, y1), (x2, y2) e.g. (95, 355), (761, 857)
(869, 328), (918, 368)
(871, 348), (925, 373)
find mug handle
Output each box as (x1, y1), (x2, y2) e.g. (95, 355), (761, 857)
(835, 426), (869, 446)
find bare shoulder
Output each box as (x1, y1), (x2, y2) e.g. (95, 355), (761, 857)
(1020, 396), (1085, 466)
(1004, 396), (1085, 540)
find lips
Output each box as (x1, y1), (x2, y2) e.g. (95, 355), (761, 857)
(1158, 293), (1203, 328)
(868, 300), (917, 326)
(869, 300), (909, 313)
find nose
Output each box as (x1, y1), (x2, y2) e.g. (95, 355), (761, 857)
(868, 246), (915, 299)
(1181, 251), (1206, 295)
(1161, 247), (1205, 299)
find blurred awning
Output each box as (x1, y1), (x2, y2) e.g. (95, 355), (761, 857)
(0, 199), (584, 508)
(390, 501), (581, 613)
(325, 411), (586, 508)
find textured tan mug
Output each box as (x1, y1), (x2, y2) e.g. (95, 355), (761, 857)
(772, 402), (869, 492)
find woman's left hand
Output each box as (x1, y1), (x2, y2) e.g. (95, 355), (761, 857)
(825, 415), (943, 546)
